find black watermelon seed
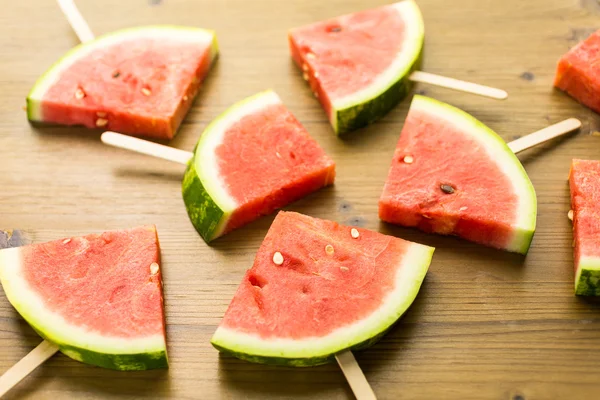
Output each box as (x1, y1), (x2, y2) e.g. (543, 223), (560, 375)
(112, 71), (121, 78)
(440, 184), (455, 194)
(329, 26), (342, 33)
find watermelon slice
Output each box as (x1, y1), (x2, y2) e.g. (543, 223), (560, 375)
(182, 91), (336, 242)
(0, 226), (168, 370)
(288, 0), (424, 134)
(211, 211), (434, 366)
(554, 29), (600, 114)
(379, 95), (537, 254)
(569, 159), (600, 295)
(27, 26), (218, 140)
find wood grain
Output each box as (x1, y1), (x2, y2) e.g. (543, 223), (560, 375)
(1, 0), (600, 399)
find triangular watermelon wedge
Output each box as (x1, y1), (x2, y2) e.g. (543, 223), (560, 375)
(379, 95), (537, 254)
(27, 26), (218, 140)
(211, 211), (434, 366)
(289, 1), (424, 134)
(0, 226), (168, 370)
(569, 159), (600, 295)
(182, 91), (335, 243)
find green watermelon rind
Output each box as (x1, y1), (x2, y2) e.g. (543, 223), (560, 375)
(182, 91), (281, 242)
(575, 257), (600, 296)
(210, 243), (434, 367)
(0, 247), (168, 371)
(411, 95), (537, 255)
(26, 25), (219, 122)
(330, 0), (425, 134)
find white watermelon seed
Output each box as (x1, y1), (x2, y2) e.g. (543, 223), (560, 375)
(568, 210), (574, 221)
(340, 266), (349, 272)
(314, 72), (319, 78)
(302, 63), (309, 72)
(96, 118), (108, 127)
(183, 95), (189, 101)
(142, 88), (152, 96)
(351, 228), (359, 239)
(273, 252), (284, 265)
(75, 88), (85, 99)
(325, 244), (334, 255)
(303, 72), (309, 81)
(150, 262), (160, 275)
(313, 91), (319, 99)
(306, 52), (316, 60)
(460, 206), (468, 211)
(62, 238), (71, 244)
(96, 111), (106, 118)
(403, 155), (414, 164)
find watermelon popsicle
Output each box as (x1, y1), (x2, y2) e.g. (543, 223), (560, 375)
(554, 29), (600, 114)
(0, 227), (168, 397)
(569, 159), (600, 296)
(288, 0), (508, 134)
(211, 211), (435, 398)
(379, 95), (581, 254)
(28, 0), (218, 140)
(101, 91), (336, 243)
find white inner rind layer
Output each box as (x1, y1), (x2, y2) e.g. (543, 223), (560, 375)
(330, 0), (424, 128)
(194, 90), (282, 238)
(575, 256), (600, 290)
(0, 247), (166, 355)
(211, 243), (433, 359)
(28, 25), (218, 121)
(411, 95), (537, 253)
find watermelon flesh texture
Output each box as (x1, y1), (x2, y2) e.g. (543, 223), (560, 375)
(289, 1), (423, 134)
(182, 91), (335, 242)
(379, 95), (537, 254)
(569, 159), (600, 295)
(554, 30), (600, 114)
(211, 211), (434, 366)
(0, 226), (168, 370)
(27, 26), (218, 140)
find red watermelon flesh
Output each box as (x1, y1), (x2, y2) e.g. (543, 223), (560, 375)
(28, 27), (218, 139)
(289, 3), (407, 115)
(22, 227), (163, 338)
(555, 30), (600, 114)
(217, 101), (336, 235)
(0, 226), (168, 370)
(379, 95), (537, 254)
(211, 211), (434, 366)
(569, 159), (600, 295)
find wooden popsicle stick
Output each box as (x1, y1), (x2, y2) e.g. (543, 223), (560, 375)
(335, 351), (377, 400)
(56, 0), (95, 42)
(508, 118), (581, 154)
(0, 340), (59, 398)
(409, 71), (508, 100)
(101, 131), (193, 165)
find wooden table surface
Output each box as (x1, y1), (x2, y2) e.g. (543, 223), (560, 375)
(2, 0), (600, 399)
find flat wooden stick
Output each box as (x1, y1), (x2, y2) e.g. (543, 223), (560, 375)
(508, 118), (581, 154)
(56, 0), (95, 42)
(101, 131), (193, 165)
(410, 71), (508, 100)
(335, 351), (377, 400)
(0, 340), (59, 398)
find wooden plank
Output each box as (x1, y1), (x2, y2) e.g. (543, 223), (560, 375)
(1, 0), (600, 399)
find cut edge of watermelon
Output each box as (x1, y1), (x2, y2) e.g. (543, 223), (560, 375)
(188, 90), (283, 241)
(26, 25), (219, 122)
(412, 95), (537, 254)
(210, 242), (433, 366)
(575, 257), (600, 296)
(0, 247), (168, 370)
(330, 0), (424, 133)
